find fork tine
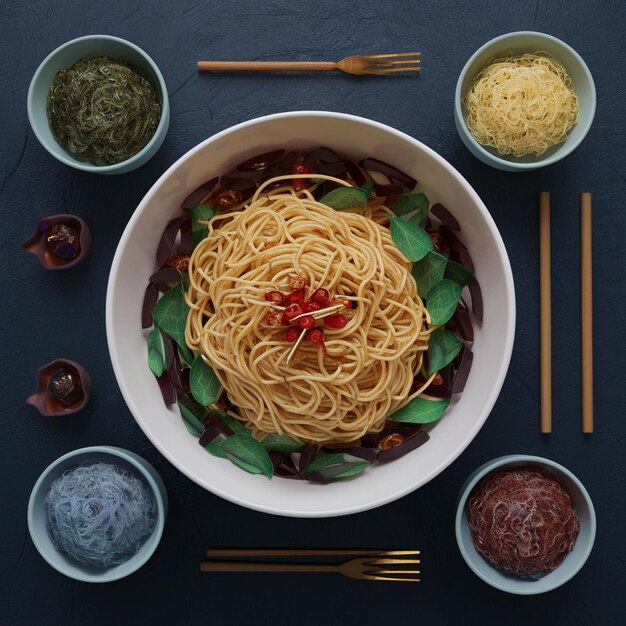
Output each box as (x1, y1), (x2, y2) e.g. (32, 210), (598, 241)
(372, 569), (421, 575)
(365, 59), (421, 67)
(361, 52), (421, 59)
(364, 574), (421, 582)
(366, 558), (421, 565)
(364, 67), (422, 74)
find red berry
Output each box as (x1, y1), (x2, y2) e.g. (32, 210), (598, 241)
(311, 288), (331, 305)
(323, 314), (348, 329)
(292, 164), (309, 175)
(265, 290), (286, 304)
(291, 164), (310, 192)
(297, 315), (315, 330)
(284, 327), (300, 342)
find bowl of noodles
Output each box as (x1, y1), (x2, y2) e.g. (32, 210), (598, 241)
(106, 111), (515, 517)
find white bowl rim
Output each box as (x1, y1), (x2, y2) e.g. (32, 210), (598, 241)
(106, 110), (516, 517)
(454, 30), (597, 170)
(454, 454), (597, 594)
(27, 34), (169, 174)
(27, 445), (166, 582)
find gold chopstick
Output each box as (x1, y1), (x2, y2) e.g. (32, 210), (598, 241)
(206, 549), (420, 557)
(581, 192), (593, 433)
(539, 191), (552, 434)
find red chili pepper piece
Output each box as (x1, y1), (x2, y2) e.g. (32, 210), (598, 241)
(286, 274), (309, 290)
(311, 288), (331, 305)
(323, 314), (348, 329)
(283, 303), (304, 321)
(284, 327), (300, 342)
(297, 315), (315, 330)
(302, 301), (322, 313)
(261, 309), (285, 328)
(265, 290), (286, 304)
(286, 289), (305, 304)
(306, 328), (327, 355)
(292, 164), (310, 192)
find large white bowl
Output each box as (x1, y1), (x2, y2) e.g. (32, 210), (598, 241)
(106, 111), (515, 518)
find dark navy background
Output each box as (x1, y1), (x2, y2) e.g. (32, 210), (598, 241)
(1, 1), (624, 624)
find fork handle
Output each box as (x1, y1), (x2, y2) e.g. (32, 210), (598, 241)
(197, 61), (337, 72)
(200, 561), (338, 573)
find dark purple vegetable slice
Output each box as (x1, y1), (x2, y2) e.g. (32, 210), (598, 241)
(167, 343), (183, 389)
(219, 172), (260, 191)
(149, 266), (183, 285)
(441, 226), (475, 273)
(237, 149), (285, 172)
(141, 283), (159, 329)
(452, 307), (474, 341)
(156, 371), (177, 406)
(178, 218), (193, 255)
(425, 363), (453, 399)
(431, 203), (461, 231)
(198, 420), (236, 447)
(181, 178), (219, 210)
(374, 183), (405, 197)
(298, 444), (318, 474)
(320, 446), (377, 463)
(156, 217), (185, 267)
(360, 433), (380, 448)
(269, 451), (283, 471)
(452, 348), (474, 394)
(378, 431), (430, 462)
(359, 158), (417, 189)
(343, 160), (367, 187)
(304, 147), (343, 170)
(275, 456), (301, 479)
(468, 278), (483, 322)
(262, 150), (298, 184)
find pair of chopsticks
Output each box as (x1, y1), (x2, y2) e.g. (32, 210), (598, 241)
(539, 192), (593, 434)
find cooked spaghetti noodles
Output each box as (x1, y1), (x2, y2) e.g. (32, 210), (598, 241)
(185, 176), (433, 443)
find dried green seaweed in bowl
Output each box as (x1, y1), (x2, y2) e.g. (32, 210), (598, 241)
(47, 56), (161, 165)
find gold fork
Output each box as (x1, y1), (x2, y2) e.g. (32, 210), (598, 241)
(196, 52), (421, 75)
(200, 549), (420, 582)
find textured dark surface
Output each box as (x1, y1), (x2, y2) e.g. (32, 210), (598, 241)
(1, 1), (625, 624)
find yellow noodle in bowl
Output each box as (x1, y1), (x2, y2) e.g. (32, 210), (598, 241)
(463, 53), (579, 157)
(185, 178), (432, 444)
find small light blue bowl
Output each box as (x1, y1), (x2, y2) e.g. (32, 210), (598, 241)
(27, 35), (170, 174)
(454, 31), (596, 171)
(455, 455), (596, 594)
(28, 445), (167, 583)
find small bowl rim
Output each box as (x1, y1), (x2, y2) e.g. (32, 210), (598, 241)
(27, 34), (169, 174)
(454, 30), (597, 170)
(455, 454), (596, 594)
(27, 445), (166, 582)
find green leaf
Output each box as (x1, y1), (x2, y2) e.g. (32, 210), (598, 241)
(319, 186), (369, 211)
(390, 217), (433, 262)
(152, 285), (189, 347)
(219, 434), (275, 477)
(361, 180), (375, 193)
(260, 433), (306, 454)
(411, 250), (448, 297)
(392, 193), (430, 224)
(444, 260), (474, 287)
(190, 355), (221, 406)
(222, 414), (251, 435)
(147, 327), (171, 377)
(203, 432), (229, 458)
(176, 340), (195, 366)
(427, 329), (463, 375)
(191, 202), (216, 246)
(303, 453), (370, 479)
(389, 396), (450, 424)
(426, 279), (462, 326)
(177, 395), (207, 437)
